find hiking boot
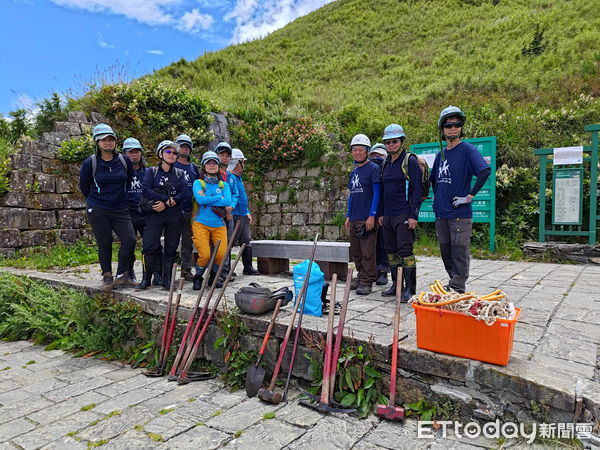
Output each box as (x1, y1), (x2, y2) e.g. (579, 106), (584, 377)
(192, 274), (204, 290)
(152, 272), (162, 286)
(356, 283), (372, 295)
(209, 271), (223, 288)
(401, 267), (417, 303)
(375, 271), (388, 285)
(128, 271), (137, 283)
(243, 267), (260, 276)
(350, 278), (360, 291)
(241, 247), (259, 275)
(101, 272), (113, 291)
(113, 272), (136, 288)
(181, 268), (194, 282)
(381, 264), (398, 297)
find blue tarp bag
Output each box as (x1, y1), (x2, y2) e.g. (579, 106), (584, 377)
(293, 259), (324, 317)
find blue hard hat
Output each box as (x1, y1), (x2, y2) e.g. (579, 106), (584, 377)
(383, 124), (405, 140)
(176, 134), (193, 149)
(201, 150), (220, 166)
(122, 137), (142, 152)
(92, 123), (117, 142)
(215, 141), (232, 155)
(438, 106), (466, 129)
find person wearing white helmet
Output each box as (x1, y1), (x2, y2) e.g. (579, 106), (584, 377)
(174, 134), (200, 282)
(136, 140), (188, 290)
(345, 134), (381, 295)
(368, 143), (390, 286)
(123, 137), (146, 283)
(228, 148), (259, 275)
(79, 124), (136, 290)
(430, 106), (490, 293)
(191, 151), (232, 289)
(215, 142), (237, 280)
(379, 124), (423, 301)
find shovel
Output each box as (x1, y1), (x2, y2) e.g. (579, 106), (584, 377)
(375, 266), (405, 421)
(245, 298), (284, 397)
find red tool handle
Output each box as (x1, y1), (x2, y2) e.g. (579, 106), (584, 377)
(158, 264), (178, 367)
(388, 266), (403, 406)
(320, 273), (337, 405)
(258, 300), (282, 358)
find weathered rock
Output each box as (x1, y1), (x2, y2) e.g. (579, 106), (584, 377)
(68, 111), (88, 122)
(0, 192), (34, 209)
(20, 140), (44, 157)
(56, 176), (75, 193)
(0, 207), (29, 229)
(41, 158), (67, 174)
(306, 167), (320, 177)
(292, 214), (306, 226)
(264, 193), (278, 204)
(0, 247), (15, 257)
(29, 210), (57, 229)
(58, 209), (86, 228)
(63, 193), (86, 209)
(323, 225), (340, 241)
(11, 154), (41, 171)
(54, 121), (82, 136)
(40, 131), (70, 146)
(34, 193), (63, 209)
(207, 113), (230, 151)
(89, 112), (109, 123)
(36, 173), (56, 193)
(20, 230), (55, 247)
(0, 229), (21, 248)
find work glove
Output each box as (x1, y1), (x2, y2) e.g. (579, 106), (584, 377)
(452, 196), (472, 208)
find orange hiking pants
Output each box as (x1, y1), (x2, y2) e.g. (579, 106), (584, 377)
(192, 221), (228, 267)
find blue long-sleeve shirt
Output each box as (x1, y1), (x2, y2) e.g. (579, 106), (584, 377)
(142, 165), (187, 217)
(227, 170), (239, 210)
(193, 179), (232, 228)
(380, 151), (423, 220)
(229, 172), (250, 216)
(79, 153), (133, 210)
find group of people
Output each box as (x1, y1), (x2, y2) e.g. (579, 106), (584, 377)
(345, 106), (491, 299)
(79, 125), (259, 292)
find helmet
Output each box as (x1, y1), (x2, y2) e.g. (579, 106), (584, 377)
(156, 140), (179, 158)
(201, 150), (220, 166)
(231, 148), (247, 160)
(175, 134), (193, 149)
(369, 143), (387, 158)
(215, 141), (232, 155)
(438, 106), (466, 129)
(122, 137), (142, 152)
(235, 283), (293, 315)
(383, 124), (405, 140)
(350, 134), (371, 149)
(92, 123), (116, 142)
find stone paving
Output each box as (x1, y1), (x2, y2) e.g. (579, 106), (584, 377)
(0, 340), (590, 449)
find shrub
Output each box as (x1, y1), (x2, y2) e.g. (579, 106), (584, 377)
(0, 138), (11, 195)
(56, 135), (95, 163)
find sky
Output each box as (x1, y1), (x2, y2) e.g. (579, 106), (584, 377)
(0, 0), (333, 117)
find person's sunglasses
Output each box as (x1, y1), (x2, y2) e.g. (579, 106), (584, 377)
(443, 122), (463, 129)
(164, 149), (179, 155)
(384, 139), (401, 145)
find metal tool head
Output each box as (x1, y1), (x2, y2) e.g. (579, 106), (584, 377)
(143, 368), (164, 378)
(245, 364), (266, 398)
(177, 372), (216, 384)
(257, 388), (282, 404)
(375, 404), (405, 421)
(299, 400), (357, 415)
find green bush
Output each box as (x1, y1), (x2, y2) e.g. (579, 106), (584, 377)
(0, 138), (11, 195)
(56, 135), (95, 163)
(33, 93), (69, 136)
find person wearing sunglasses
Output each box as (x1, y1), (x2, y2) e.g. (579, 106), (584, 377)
(430, 106), (491, 293)
(137, 140), (188, 290)
(79, 124), (136, 290)
(378, 124), (423, 301)
(174, 134), (200, 283)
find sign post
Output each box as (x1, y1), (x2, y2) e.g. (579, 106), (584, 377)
(410, 136), (497, 251)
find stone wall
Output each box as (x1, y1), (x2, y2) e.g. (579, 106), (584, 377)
(0, 111), (101, 256)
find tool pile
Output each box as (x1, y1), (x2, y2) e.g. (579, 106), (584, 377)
(413, 280), (516, 325)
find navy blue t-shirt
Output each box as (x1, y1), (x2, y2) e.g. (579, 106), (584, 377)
(142, 166), (187, 217)
(347, 161), (381, 221)
(174, 161), (199, 212)
(380, 152), (423, 219)
(79, 154), (133, 210)
(430, 141), (490, 219)
(127, 166), (145, 211)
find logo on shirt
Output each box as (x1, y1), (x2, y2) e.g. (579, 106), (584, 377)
(130, 175), (141, 191)
(159, 176), (169, 186)
(351, 173), (362, 190)
(183, 171), (191, 184)
(438, 160), (451, 184)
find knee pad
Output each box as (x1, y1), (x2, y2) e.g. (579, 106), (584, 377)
(387, 253), (402, 266)
(402, 255), (416, 268)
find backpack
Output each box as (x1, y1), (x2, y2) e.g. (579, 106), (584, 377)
(138, 166), (184, 212)
(401, 152), (430, 201)
(90, 153), (128, 193)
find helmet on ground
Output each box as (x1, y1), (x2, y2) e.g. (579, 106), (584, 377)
(235, 283), (293, 315)
(350, 134), (371, 149)
(201, 150), (220, 166)
(215, 141), (232, 155)
(122, 137), (142, 152)
(92, 123), (117, 142)
(369, 143), (387, 158)
(156, 140), (179, 158)
(438, 106), (466, 129)
(175, 134), (193, 149)
(383, 124), (405, 140)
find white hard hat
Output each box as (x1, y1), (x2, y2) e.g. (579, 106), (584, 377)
(350, 134), (371, 149)
(231, 148), (246, 160)
(369, 143), (387, 158)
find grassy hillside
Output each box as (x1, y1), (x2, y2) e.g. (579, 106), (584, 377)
(153, 0), (599, 166)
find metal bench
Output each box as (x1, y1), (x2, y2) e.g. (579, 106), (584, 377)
(251, 240), (350, 280)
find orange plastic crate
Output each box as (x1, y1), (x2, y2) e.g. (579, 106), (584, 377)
(412, 303), (521, 366)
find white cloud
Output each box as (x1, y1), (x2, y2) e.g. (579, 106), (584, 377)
(97, 33), (115, 48)
(146, 49), (164, 55)
(178, 8), (214, 33)
(226, 0), (332, 44)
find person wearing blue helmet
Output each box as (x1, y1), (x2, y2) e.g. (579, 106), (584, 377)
(123, 137), (146, 283)
(430, 106), (490, 293)
(136, 140), (188, 290)
(174, 134), (200, 282)
(378, 124), (423, 301)
(79, 123), (136, 290)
